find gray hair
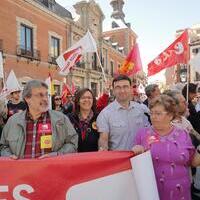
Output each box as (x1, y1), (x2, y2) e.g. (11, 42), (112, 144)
(145, 84), (158, 98)
(163, 89), (181, 105)
(22, 80), (48, 99)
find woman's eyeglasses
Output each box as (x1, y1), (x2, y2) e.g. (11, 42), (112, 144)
(150, 111), (168, 117)
(80, 96), (93, 100)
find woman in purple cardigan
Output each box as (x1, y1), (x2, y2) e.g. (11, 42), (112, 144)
(132, 95), (200, 200)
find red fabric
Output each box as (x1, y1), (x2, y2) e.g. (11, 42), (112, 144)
(63, 47), (81, 63)
(148, 30), (189, 76)
(0, 151), (134, 199)
(24, 112), (52, 159)
(79, 111), (94, 141)
(96, 93), (109, 113)
(61, 83), (71, 105)
(118, 43), (142, 76)
(60, 47), (82, 74)
(132, 86), (139, 97)
(75, 54), (81, 63)
(48, 72), (52, 80)
(81, 130), (86, 140)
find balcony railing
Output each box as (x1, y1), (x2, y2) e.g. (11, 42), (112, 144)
(97, 66), (102, 72)
(48, 55), (57, 65)
(0, 39), (3, 52)
(105, 69), (109, 74)
(91, 65), (98, 71)
(16, 45), (41, 61)
(111, 71), (114, 76)
(76, 61), (85, 69)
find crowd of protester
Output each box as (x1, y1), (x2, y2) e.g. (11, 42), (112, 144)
(0, 75), (200, 200)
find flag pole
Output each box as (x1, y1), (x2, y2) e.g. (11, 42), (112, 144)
(186, 29), (190, 103)
(0, 52), (5, 91)
(186, 64), (190, 103)
(46, 72), (53, 110)
(96, 51), (107, 82)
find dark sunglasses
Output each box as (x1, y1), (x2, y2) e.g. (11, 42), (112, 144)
(55, 98), (61, 101)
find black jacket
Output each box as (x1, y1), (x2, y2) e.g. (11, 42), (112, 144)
(68, 113), (99, 152)
(187, 101), (200, 134)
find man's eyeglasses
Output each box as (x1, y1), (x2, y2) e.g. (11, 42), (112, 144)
(31, 93), (48, 98)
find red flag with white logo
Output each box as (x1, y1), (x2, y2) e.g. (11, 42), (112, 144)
(148, 30), (189, 76)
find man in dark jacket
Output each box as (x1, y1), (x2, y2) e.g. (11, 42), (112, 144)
(182, 83), (200, 134)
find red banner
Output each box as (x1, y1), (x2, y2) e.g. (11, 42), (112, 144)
(0, 152), (133, 200)
(148, 30), (189, 76)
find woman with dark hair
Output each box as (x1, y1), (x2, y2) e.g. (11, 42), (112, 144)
(132, 94), (200, 200)
(52, 94), (63, 112)
(67, 88), (99, 152)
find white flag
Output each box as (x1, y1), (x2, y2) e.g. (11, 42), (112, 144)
(68, 30), (97, 53)
(190, 52), (200, 74)
(0, 52), (4, 79)
(45, 75), (54, 109)
(56, 30), (97, 76)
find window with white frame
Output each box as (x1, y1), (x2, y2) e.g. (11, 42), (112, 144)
(48, 31), (62, 63)
(20, 24), (33, 55)
(51, 36), (60, 58)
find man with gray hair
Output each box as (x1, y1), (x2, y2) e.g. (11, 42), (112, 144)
(0, 80), (78, 159)
(143, 84), (160, 107)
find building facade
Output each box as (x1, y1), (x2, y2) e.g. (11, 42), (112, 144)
(189, 24), (200, 83)
(0, 0), (137, 96)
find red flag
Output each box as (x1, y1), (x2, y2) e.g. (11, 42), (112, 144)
(118, 43), (142, 76)
(148, 30), (189, 76)
(61, 83), (71, 105)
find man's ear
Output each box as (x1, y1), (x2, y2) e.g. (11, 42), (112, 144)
(24, 97), (30, 106)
